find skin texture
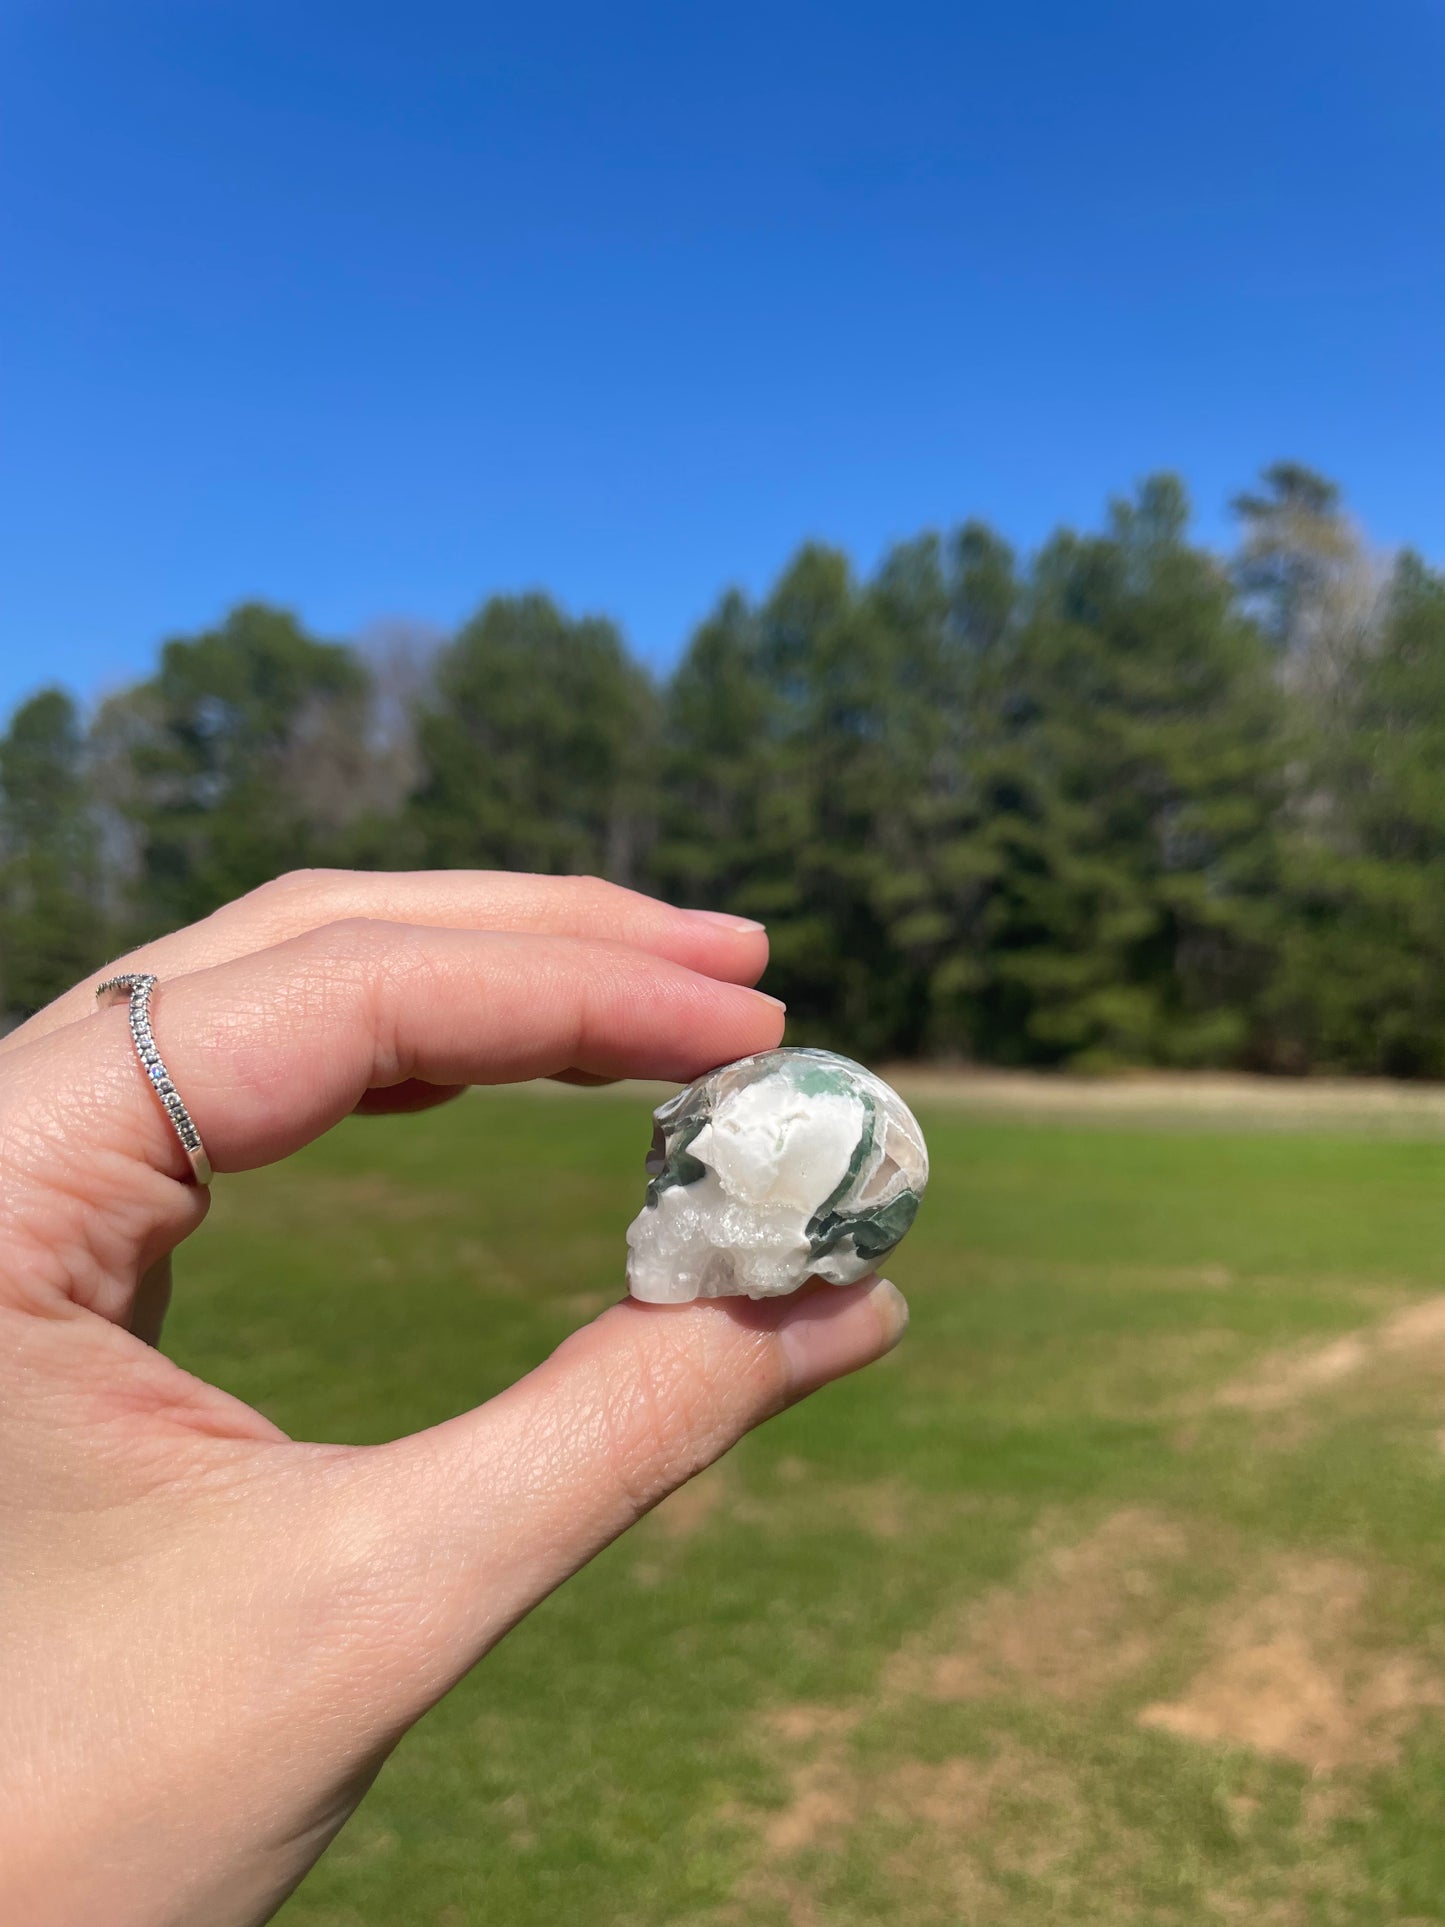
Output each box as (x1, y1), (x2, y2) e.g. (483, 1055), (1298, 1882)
(0, 871), (908, 1927)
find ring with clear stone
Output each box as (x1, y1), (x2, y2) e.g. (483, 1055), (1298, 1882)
(96, 972), (213, 1186)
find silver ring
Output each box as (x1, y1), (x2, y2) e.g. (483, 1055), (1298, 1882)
(97, 972), (213, 1186)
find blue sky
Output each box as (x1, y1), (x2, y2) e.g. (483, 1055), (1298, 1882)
(2, 0), (1443, 720)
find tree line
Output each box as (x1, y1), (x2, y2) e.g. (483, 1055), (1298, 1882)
(5, 462), (1445, 1075)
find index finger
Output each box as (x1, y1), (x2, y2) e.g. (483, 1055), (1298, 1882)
(3, 870), (768, 1052)
(1, 920), (786, 1306)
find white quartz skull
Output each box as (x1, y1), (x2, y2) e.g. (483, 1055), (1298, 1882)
(625, 1048), (929, 1303)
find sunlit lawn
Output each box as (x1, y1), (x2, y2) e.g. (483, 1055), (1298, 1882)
(168, 1086), (1445, 1925)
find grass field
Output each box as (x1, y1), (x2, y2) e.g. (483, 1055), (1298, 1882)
(167, 1083), (1445, 1926)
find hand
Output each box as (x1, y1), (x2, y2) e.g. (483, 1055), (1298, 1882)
(0, 872), (908, 1927)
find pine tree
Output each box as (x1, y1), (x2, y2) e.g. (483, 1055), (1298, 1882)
(0, 689), (107, 1019)
(96, 602), (373, 934)
(971, 478), (1284, 1066)
(1271, 554), (1445, 1075)
(655, 589), (775, 914)
(409, 594), (659, 883)
(861, 523), (1021, 1055)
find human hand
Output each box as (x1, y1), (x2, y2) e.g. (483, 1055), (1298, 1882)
(0, 872), (908, 1927)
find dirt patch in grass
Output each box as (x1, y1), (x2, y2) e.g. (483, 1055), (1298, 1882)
(765, 1705), (861, 1745)
(709, 1506), (1436, 1926)
(648, 1463), (734, 1540)
(737, 1475), (919, 1541)
(1215, 1294), (1445, 1413)
(744, 1709), (1074, 1918)
(737, 1713), (1373, 1927)
(1139, 1556), (1442, 1772)
(883, 1507), (1441, 1777)
(880, 1066), (1445, 1136)
(833, 1478), (914, 1540)
(757, 1703), (861, 1860)
(731, 1514), (1181, 1918)
(731, 1516), (1436, 1922)
(885, 1507), (1190, 1705)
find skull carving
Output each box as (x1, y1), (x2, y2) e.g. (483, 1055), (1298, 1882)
(625, 1048), (929, 1303)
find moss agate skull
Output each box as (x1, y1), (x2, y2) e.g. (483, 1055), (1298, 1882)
(626, 1048), (928, 1303)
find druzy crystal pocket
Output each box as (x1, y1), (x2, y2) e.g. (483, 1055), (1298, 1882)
(626, 1048), (928, 1303)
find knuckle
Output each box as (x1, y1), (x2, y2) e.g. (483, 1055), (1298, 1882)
(283, 918), (399, 1027)
(230, 868), (359, 941)
(303, 915), (400, 998)
(565, 873), (622, 909)
(295, 918), (438, 1082)
(249, 866), (347, 907)
(305, 913), (397, 963)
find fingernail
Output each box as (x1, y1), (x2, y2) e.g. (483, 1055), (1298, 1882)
(754, 991), (788, 1012)
(681, 909), (767, 933)
(778, 1277), (909, 1401)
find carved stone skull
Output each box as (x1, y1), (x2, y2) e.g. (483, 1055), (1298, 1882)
(626, 1048), (929, 1303)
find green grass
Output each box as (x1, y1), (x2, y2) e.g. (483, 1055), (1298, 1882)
(166, 1087), (1445, 1925)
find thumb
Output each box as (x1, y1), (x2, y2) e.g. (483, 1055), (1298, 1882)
(326, 1275), (909, 1725)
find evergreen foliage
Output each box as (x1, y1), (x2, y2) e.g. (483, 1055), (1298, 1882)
(3, 464), (1442, 1075)
(410, 594), (657, 884)
(0, 689), (105, 1014)
(91, 602), (372, 932)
